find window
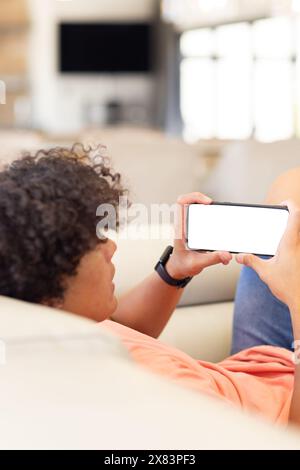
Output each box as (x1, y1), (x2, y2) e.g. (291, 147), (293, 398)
(180, 17), (299, 142)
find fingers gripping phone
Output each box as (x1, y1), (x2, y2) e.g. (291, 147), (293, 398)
(186, 202), (289, 257)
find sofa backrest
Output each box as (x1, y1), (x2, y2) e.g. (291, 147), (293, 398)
(203, 138), (300, 203)
(0, 130), (43, 167)
(81, 127), (204, 206)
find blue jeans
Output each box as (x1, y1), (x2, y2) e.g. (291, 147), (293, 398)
(231, 263), (294, 354)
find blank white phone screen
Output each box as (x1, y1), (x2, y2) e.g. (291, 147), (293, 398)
(187, 204), (289, 256)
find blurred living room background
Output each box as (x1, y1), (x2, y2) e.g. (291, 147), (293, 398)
(2, 0), (300, 204)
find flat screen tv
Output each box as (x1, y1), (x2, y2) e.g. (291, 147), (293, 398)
(59, 23), (152, 73)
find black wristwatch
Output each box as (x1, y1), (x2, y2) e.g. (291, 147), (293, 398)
(155, 246), (192, 289)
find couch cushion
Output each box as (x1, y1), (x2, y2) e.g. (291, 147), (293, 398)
(160, 302), (234, 362)
(0, 130), (43, 167)
(0, 299), (299, 449)
(0, 296), (126, 359)
(1, 323), (300, 449)
(81, 127), (205, 206)
(203, 138), (300, 204)
(114, 235), (241, 306)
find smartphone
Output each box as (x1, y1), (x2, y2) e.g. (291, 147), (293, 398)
(186, 202), (289, 257)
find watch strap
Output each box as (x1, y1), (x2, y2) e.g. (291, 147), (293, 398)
(155, 246), (192, 289)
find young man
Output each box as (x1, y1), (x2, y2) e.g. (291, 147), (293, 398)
(0, 145), (298, 427)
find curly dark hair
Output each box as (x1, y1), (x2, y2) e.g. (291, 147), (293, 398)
(0, 143), (125, 305)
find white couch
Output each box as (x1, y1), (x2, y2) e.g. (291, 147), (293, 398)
(81, 126), (206, 206)
(1, 132), (300, 448)
(202, 138), (300, 203)
(0, 130), (44, 167)
(0, 238), (300, 450)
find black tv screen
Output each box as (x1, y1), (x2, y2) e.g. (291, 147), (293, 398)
(59, 23), (152, 73)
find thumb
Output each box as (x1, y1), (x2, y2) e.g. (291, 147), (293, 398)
(235, 253), (266, 277)
(196, 251), (232, 270)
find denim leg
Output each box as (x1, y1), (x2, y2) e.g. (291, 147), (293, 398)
(231, 264), (294, 354)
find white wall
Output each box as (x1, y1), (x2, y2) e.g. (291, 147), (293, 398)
(28, 0), (157, 134)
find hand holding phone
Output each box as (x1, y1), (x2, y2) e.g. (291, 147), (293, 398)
(235, 200), (300, 313)
(165, 193), (233, 281)
(187, 202), (289, 257)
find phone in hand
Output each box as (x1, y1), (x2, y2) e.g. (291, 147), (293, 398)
(186, 202), (289, 257)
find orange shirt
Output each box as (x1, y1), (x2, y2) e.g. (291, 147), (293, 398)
(101, 320), (294, 424)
